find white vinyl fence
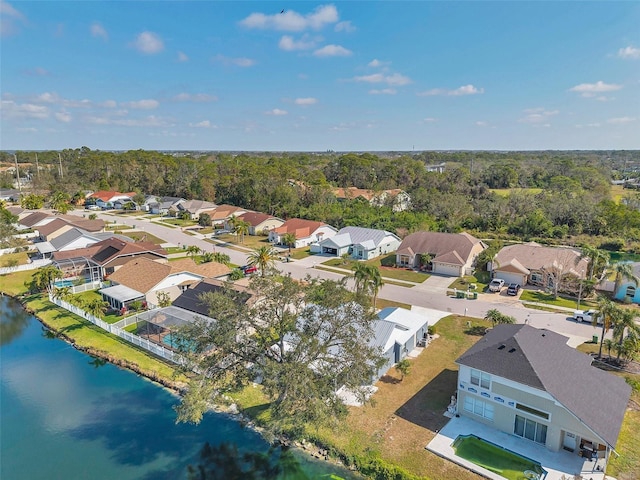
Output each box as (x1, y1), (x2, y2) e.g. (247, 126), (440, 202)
(48, 295), (182, 364)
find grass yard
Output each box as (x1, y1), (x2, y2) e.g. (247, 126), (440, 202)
(375, 298), (412, 310)
(449, 273), (490, 292)
(120, 231), (166, 244)
(519, 290), (597, 309)
(159, 218), (198, 227)
(0, 251), (29, 267)
(214, 233), (272, 250)
(453, 435), (544, 480)
(105, 224), (133, 231)
(322, 255), (429, 283)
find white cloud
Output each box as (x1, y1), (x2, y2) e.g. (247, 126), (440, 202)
(519, 108), (559, 124)
(177, 51), (189, 62)
(0, 100), (49, 119)
(313, 44), (352, 57)
(334, 21), (355, 33)
(55, 110), (72, 123)
(173, 93), (217, 103)
(618, 45), (640, 59)
(353, 73), (411, 86)
(607, 116), (636, 124)
(90, 22), (108, 40)
(295, 97), (317, 105)
(278, 34), (317, 51)
(266, 108), (288, 116)
(423, 117), (437, 123)
(240, 4), (338, 32)
(86, 114), (168, 127)
(369, 88), (396, 95)
(575, 123), (601, 128)
(23, 67), (50, 77)
(213, 54), (256, 67)
(99, 100), (117, 108)
(418, 84), (484, 96)
(189, 120), (216, 128)
(569, 80), (622, 97)
(1, 1), (26, 37)
(476, 121), (488, 127)
(121, 99), (159, 109)
(131, 31), (164, 54)
(367, 58), (390, 68)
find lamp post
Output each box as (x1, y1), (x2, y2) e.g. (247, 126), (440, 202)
(576, 270), (584, 310)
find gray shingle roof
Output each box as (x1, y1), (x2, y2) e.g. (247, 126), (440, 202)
(323, 226), (398, 249)
(396, 231), (483, 266)
(456, 324), (631, 448)
(50, 228), (86, 250)
(494, 242), (589, 277)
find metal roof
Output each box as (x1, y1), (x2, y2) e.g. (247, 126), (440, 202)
(99, 284), (145, 303)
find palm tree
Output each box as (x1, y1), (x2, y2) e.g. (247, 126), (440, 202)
(484, 308), (516, 326)
(186, 245), (201, 260)
(281, 233), (297, 253)
(83, 297), (109, 319)
(211, 252), (231, 266)
(247, 246), (279, 277)
(32, 265), (62, 294)
(595, 295), (619, 359)
(350, 263), (384, 309)
(53, 285), (74, 303)
(612, 308), (640, 363)
(608, 262), (640, 297)
(580, 245), (609, 281)
(602, 338), (615, 359)
(50, 191), (72, 214)
(234, 220), (250, 244)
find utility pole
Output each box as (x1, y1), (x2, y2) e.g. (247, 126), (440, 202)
(58, 152), (64, 179)
(14, 154), (21, 192)
(35, 152), (40, 180)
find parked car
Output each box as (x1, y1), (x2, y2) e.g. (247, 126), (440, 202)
(507, 283), (521, 296)
(213, 229), (231, 236)
(573, 309), (601, 324)
(488, 279), (505, 292)
(241, 265), (258, 275)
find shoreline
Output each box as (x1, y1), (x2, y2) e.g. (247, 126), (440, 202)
(6, 292), (357, 477)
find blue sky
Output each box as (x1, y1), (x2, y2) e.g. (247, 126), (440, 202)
(1, 1), (639, 151)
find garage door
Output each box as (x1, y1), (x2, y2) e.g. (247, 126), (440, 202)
(496, 272), (525, 286)
(434, 263), (461, 276)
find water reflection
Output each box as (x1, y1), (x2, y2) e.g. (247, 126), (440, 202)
(0, 297), (30, 346)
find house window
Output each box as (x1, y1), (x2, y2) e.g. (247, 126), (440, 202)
(515, 403), (549, 420)
(514, 414), (547, 444)
(470, 369), (491, 389)
(626, 286), (636, 298)
(530, 273), (542, 283)
(464, 396), (494, 421)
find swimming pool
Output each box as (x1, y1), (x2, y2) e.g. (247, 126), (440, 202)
(54, 280), (74, 288)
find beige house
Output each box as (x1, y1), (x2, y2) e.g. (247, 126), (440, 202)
(169, 199), (218, 220)
(105, 257), (231, 309)
(456, 324), (630, 464)
(395, 231), (486, 276)
(491, 242), (588, 292)
(203, 204), (249, 226)
(234, 212), (284, 236)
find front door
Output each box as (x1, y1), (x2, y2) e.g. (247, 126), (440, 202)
(563, 431), (577, 451)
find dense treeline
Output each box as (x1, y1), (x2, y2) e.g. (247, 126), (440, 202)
(3, 148), (640, 244)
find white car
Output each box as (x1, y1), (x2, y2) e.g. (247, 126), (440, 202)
(573, 309), (601, 324)
(488, 279), (505, 292)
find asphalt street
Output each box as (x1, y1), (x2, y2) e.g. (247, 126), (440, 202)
(92, 210), (605, 345)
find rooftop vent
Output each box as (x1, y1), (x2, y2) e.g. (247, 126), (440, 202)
(498, 344), (506, 350)
(508, 348), (517, 353)
(541, 333), (546, 337)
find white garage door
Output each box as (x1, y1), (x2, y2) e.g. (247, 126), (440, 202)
(496, 272), (525, 286)
(434, 263), (461, 277)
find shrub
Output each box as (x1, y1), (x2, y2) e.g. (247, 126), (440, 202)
(599, 239), (625, 251)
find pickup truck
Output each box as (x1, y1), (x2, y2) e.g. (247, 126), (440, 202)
(488, 279), (505, 292)
(573, 309), (601, 324)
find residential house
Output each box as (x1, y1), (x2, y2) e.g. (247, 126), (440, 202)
(205, 204), (249, 226)
(103, 257), (231, 310)
(172, 278), (255, 317)
(234, 212), (284, 236)
(396, 231), (486, 277)
(143, 196), (185, 215)
(169, 199), (217, 220)
(491, 242), (588, 292)
(35, 228), (101, 257)
(19, 211), (54, 230)
(370, 307), (430, 381)
(612, 262), (640, 304)
(87, 190), (136, 210)
(455, 324), (630, 463)
(0, 188), (21, 202)
(52, 237), (167, 282)
(269, 218), (337, 248)
(333, 187), (412, 212)
(316, 226), (401, 260)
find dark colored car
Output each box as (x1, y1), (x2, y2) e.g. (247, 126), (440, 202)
(507, 283), (521, 296)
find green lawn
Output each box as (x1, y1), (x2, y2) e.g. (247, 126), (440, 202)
(105, 224), (133, 231)
(159, 218), (198, 227)
(322, 255), (429, 283)
(214, 233), (271, 250)
(120, 231), (166, 244)
(453, 435), (544, 480)
(449, 273), (490, 292)
(0, 251), (29, 267)
(519, 290), (597, 309)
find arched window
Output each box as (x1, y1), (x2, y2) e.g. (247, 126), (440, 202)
(625, 285), (636, 298)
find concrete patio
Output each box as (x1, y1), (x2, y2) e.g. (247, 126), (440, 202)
(426, 415), (608, 480)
